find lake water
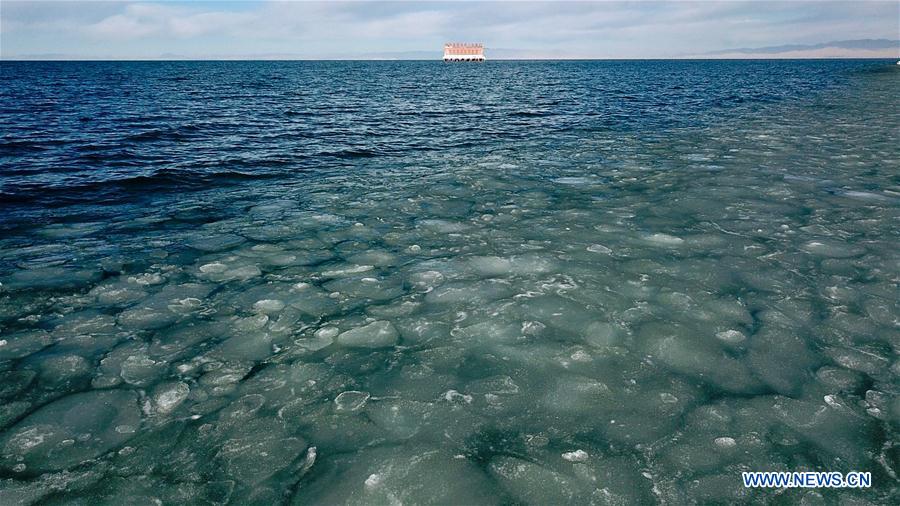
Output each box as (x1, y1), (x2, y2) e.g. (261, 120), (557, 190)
(0, 60), (898, 503)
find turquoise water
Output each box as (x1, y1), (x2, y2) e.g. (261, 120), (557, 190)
(0, 60), (898, 503)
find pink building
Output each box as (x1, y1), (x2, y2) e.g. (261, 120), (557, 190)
(443, 43), (485, 62)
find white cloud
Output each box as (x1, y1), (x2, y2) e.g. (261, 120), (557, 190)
(83, 3), (254, 39)
(87, 13), (160, 38)
(169, 11), (255, 38)
(2, 1), (897, 59)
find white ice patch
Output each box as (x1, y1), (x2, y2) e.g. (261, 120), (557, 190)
(364, 473), (384, 489)
(153, 382), (190, 414)
(714, 437), (737, 449)
(347, 250), (398, 267)
(586, 244), (612, 254)
(468, 256), (514, 277)
(409, 270), (445, 292)
(800, 240), (863, 258)
(128, 273), (165, 286)
(253, 299), (285, 314)
(199, 262), (228, 274)
(570, 350), (591, 362)
(336, 320), (399, 348)
(838, 190), (893, 202)
(315, 326), (340, 340)
(443, 390), (473, 404)
(120, 354), (163, 386)
(321, 265), (374, 278)
(89, 283), (147, 305)
(715, 329), (746, 344)
(235, 314), (269, 331)
(561, 449), (589, 462)
(642, 233), (684, 246)
(468, 255), (555, 277)
(417, 219), (469, 233)
(335, 391), (371, 412)
(553, 177), (597, 185)
(583, 321), (622, 348)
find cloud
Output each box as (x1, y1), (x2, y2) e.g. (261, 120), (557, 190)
(83, 3), (254, 39)
(87, 13), (160, 38)
(2, 1), (898, 59)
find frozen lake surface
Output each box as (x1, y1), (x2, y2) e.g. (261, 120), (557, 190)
(0, 60), (898, 503)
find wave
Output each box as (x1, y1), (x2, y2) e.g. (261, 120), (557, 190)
(284, 109), (315, 117)
(509, 110), (551, 117)
(123, 124), (203, 142)
(0, 140), (51, 155)
(317, 148), (381, 159)
(0, 168), (283, 206)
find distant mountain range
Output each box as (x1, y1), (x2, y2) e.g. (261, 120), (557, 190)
(345, 41), (897, 60)
(686, 39), (899, 59)
(322, 40), (899, 60)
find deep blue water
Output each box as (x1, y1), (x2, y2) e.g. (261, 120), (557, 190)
(0, 60), (879, 207)
(0, 60), (898, 504)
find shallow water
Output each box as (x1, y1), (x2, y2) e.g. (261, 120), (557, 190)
(0, 60), (898, 504)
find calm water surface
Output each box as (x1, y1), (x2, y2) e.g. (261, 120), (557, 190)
(0, 60), (898, 504)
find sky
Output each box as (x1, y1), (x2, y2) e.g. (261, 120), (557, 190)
(1, 1), (898, 59)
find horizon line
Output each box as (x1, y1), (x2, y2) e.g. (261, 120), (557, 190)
(3, 57), (898, 62)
